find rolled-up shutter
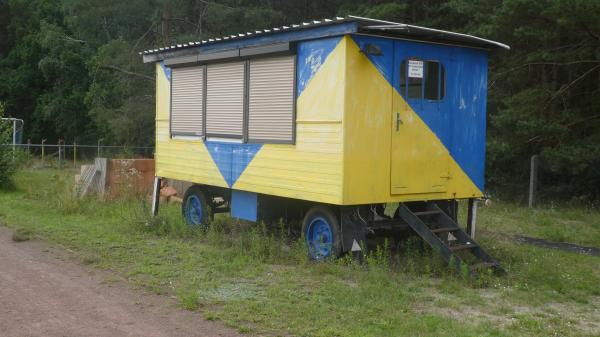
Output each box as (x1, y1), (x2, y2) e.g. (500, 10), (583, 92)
(205, 61), (245, 138)
(170, 66), (204, 136)
(248, 55), (295, 142)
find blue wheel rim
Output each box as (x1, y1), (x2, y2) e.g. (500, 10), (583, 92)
(306, 217), (333, 260)
(185, 195), (203, 225)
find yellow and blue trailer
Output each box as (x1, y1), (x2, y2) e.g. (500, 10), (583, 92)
(143, 16), (508, 269)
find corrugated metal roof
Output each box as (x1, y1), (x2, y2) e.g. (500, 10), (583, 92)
(140, 15), (508, 57)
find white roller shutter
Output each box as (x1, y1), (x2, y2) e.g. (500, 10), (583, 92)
(170, 66), (204, 136)
(248, 55), (295, 142)
(205, 61), (245, 138)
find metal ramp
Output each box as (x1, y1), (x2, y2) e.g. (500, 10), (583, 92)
(396, 202), (504, 275)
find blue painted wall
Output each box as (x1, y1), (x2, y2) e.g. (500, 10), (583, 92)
(160, 61), (171, 81)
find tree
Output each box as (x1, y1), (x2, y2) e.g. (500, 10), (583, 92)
(0, 0), (598, 199)
(447, 0), (600, 199)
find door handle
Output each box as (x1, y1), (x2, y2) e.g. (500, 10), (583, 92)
(396, 112), (403, 131)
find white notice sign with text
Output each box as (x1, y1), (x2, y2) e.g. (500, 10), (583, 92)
(408, 60), (424, 78)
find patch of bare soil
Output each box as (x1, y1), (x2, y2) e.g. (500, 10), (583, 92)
(414, 288), (600, 334)
(515, 235), (600, 256)
(0, 226), (242, 337)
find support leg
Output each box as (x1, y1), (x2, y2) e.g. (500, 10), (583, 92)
(151, 176), (161, 216)
(466, 198), (478, 238)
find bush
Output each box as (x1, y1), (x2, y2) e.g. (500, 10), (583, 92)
(0, 104), (17, 187)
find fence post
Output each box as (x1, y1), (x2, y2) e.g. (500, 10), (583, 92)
(73, 141), (77, 168)
(528, 155), (539, 208)
(57, 139), (62, 169)
(41, 139), (46, 164)
(11, 119), (16, 160)
(97, 139), (102, 158)
(12, 119), (16, 146)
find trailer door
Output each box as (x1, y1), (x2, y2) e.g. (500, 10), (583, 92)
(390, 42), (449, 195)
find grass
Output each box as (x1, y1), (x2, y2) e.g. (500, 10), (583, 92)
(11, 227), (32, 242)
(477, 200), (600, 248)
(0, 168), (599, 336)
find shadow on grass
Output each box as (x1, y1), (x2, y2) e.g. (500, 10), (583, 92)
(516, 235), (600, 256)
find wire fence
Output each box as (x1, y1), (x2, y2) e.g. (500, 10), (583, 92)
(1, 143), (154, 168)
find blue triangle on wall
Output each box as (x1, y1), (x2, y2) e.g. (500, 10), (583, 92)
(296, 36), (341, 96)
(204, 142), (263, 187)
(160, 61), (171, 81)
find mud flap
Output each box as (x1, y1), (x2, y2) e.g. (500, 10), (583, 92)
(340, 206), (368, 255)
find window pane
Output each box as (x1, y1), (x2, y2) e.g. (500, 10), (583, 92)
(440, 64), (445, 99)
(400, 60), (406, 96)
(407, 59), (423, 99)
(424, 61), (440, 100)
(407, 77), (422, 99)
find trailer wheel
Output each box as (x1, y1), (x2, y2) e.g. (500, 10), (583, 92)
(302, 206), (341, 260)
(182, 186), (210, 226)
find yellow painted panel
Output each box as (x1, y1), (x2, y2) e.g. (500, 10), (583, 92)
(391, 94), (449, 194)
(154, 64), (228, 188)
(342, 38), (482, 204)
(233, 38), (348, 204)
(155, 64), (169, 121)
(234, 125), (344, 203)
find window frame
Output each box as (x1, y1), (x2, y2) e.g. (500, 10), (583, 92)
(245, 53), (297, 145)
(399, 57), (446, 102)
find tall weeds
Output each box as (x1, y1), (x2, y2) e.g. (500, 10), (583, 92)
(50, 175), (501, 288)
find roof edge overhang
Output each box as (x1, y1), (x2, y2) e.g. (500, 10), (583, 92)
(350, 15), (510, 51)
(142, 15), (509, 64)
(142, 19), (358, 64)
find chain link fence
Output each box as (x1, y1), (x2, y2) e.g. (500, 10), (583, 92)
(1, 143), (154, 169)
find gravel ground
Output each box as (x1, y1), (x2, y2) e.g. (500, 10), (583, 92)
(0, 226), (241, 337)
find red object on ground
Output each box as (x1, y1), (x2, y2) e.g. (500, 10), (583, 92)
(107, 159), (155, 198)
(160, 186), (177, 198)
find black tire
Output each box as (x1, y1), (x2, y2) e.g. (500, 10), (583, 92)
(182, 185), (210, 226)
(301, 205), (342, 260)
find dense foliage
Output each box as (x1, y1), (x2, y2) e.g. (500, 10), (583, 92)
(0, 0), (598, 199)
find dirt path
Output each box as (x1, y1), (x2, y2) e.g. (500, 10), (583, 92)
(0, 227), (241, 337)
